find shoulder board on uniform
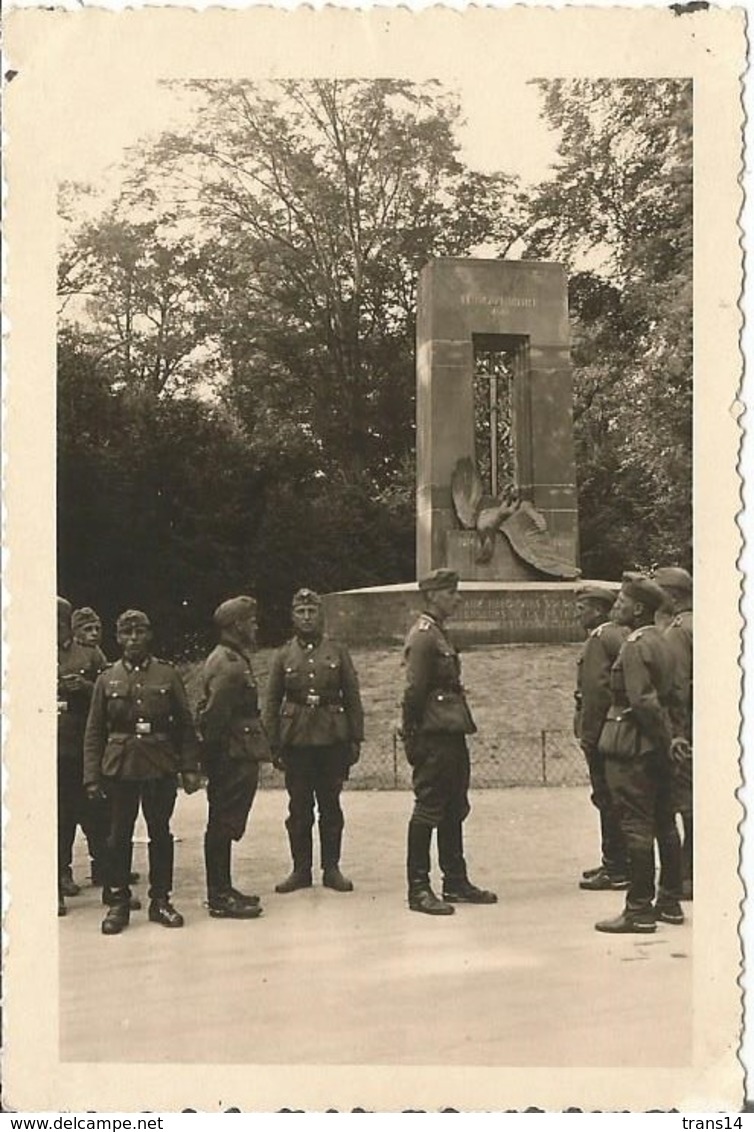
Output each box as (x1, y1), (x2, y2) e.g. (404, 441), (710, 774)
(590, 623), (608, 639)
(671, 614), (685, 629)
(101, 661), (115, 671)
(627, 627), (647, 643)
(153, 657), (176, 667)
(221, 646), (241, 661)
(417, 615), (434, 632)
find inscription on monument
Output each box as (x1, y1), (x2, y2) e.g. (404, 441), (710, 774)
(461, 294), (538, 308)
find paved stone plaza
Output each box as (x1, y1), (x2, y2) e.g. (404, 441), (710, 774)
(59, 786), (692, 1068)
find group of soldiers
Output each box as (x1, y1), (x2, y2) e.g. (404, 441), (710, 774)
(57, 562), (692, 938)
(573, 567), (693, 933)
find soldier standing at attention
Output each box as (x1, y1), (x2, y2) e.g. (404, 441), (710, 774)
(654, 566), (694, 900)
(57, 597), (109, 916)
(595, 573), (683, 934)
(83, 610), (202, 935)
(573, 584), (630, 891)
(401, 569), (497, 916)
(197, 596), (269, 920)
(264, 588), (364, 894)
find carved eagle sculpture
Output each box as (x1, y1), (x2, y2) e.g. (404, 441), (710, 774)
(450, 456), (581, 579)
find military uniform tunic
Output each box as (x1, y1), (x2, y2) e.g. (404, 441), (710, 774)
(84, 655), (199, 899)
(401, 612), (476, 828)
(264, 634), (364, 872)
(198, 642), (271, 844)
(598, 624), (682, 910)
(57, 639), (108, 883)
(574, 620), (629, 876)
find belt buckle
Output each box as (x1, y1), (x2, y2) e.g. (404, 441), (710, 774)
(305, 693), (320, 708)
(135, 719), (153, 736)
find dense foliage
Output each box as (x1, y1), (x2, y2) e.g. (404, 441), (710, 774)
(58, 78), (692, 650)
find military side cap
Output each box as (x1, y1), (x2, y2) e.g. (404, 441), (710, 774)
(72, 606), (101, 632)
(418, 568), (460, 593)
(214, 595), (257, 628)
(116, 609), (151, 632)
(292, 588), (322, 608)
(621, 572), (666, 613)
(57, 596), (72, 616)
(574, 583), (618, 607)
(653, 566), (692, 593)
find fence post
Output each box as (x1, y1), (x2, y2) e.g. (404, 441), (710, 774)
(541, 730), (547, 786)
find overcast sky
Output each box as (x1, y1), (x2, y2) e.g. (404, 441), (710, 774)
(59, 75), (560, 198)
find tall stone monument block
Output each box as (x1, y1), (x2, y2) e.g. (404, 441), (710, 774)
(416, 258), (578, 579)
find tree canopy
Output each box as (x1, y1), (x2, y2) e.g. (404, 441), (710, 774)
(58, 77), (692, 649)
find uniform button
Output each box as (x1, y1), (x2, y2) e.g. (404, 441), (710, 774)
(136, 699), (142, 705)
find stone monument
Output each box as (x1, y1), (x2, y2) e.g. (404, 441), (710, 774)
(323, 257), (589, 646)
(417, 258), (579, 582)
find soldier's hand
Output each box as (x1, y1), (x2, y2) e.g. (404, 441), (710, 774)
(669, 737), (692, 765)
(85, 782), (105, 802)
(181, 771), (203, 795)
(272, 751), (286, 772)
(62, 673), (88, 693)
(349, 741), (361, 767)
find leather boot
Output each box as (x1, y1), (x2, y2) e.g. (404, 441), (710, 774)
(321, 824), (353, 891)
(277, 819), (313, 893)
(595, 908), (657, 934)
(102, 886), (142, 912)
(209, 892), (263, 919)
(148, 898), (184, 928)
(323, 866), (353, 892)
(439, 820), (497, 904)
(102, 895), (130, 935)
(407, 820), (453, 916)
(275, 869), (313, 893)
(148, 835), (174, 904)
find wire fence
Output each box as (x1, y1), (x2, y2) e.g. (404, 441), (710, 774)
(257, 729), (589, 791)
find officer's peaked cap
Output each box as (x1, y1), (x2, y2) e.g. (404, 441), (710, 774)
(116, 609), (151, 632)
(620, 572), (666, 613)
(574, 583), (617, 607)
(418, 568), (460, 594)
(292, 588), (322, 608)
(72, 606), (101, 631)
(653, 566), (692, 593)
(214, 595), (257, 628)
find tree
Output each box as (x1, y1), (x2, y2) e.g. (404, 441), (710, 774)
(141, 79), (525, 486)
(526, 79), (692, 575)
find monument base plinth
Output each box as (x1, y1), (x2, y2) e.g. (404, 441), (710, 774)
(323, 581), (590, 647)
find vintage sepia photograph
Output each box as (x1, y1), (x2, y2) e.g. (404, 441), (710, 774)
(3, 5), (746, 1113)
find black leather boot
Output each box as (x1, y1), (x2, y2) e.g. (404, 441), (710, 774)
(407, 820), (453, 916)
(148, 898), (184, 928)
(439, 820), (497, 904)
(102, 895), (130, 935)
(276, 820), (313, 893)
(323, 866), (353, 892)
(275, 869), (313, 893)
(103, 886), (142, 912)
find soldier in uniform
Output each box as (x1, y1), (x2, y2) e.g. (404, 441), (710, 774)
(83, 610), (202, 935)
(197, 595), (269, 920)
(57, 597), (109, 915)
(72, 607), (104, 650)
(595, 573), (683, 933)
(264, 588), (364, 894)
(400, 569), (497, 916)
(655, 566), (693, 900)
(573, 584), (630, 891)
